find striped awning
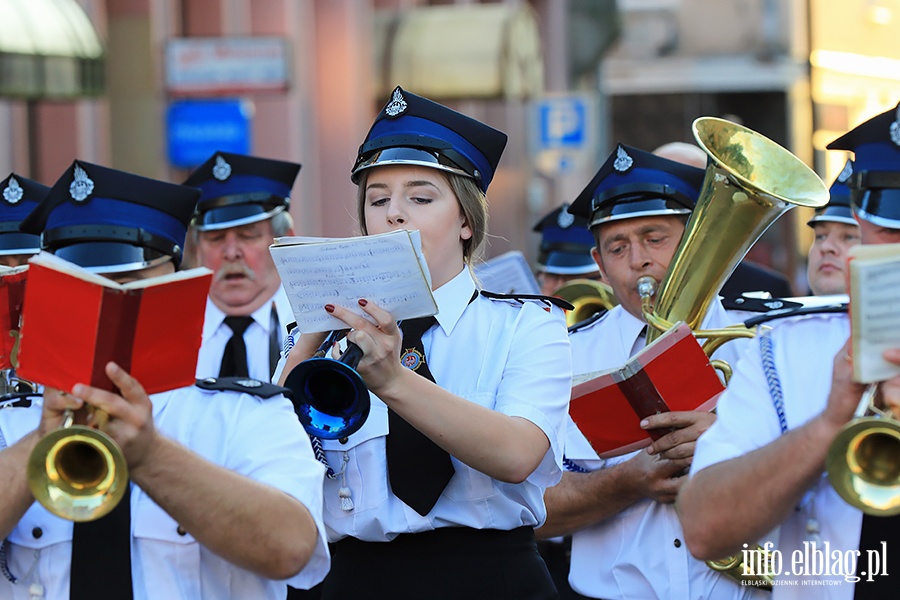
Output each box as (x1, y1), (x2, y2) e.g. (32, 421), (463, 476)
(0, 0), (105, 98)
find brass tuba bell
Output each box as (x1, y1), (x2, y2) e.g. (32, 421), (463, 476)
(644, 117), (829, 346)
(27, 407), (128, 522)
(826, 384), (900, 516)
(554, 279), (617, 327)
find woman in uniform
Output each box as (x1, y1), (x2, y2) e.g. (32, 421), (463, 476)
(278, 87), (572, 600)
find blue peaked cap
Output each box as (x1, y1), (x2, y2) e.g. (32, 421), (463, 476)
(351, 86), (508, 193)
(568, 144), (705, 228)
(20, 161), (200, 273)
(184, 151), (300, 232)
(807, 159), (856, 227)
(0, 173), (47, 255)
(532, 203), (597, 275)
(827, 102), (900, 228)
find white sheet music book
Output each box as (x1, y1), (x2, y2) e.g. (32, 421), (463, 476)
(270, 230), (437, 333)
(473, 251), (540, 294)
(849, 242), (900, 384)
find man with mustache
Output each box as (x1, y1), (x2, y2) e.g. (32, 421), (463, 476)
(184, 152), (299, 381)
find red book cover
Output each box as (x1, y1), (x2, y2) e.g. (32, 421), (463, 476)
(16, 253), (213, 395)
(0, 265), (29, 369)
(570, 322), (725, 458)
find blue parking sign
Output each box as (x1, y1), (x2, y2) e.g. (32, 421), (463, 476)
(167, 99), (251, 168)
(538, 97), (587, 149)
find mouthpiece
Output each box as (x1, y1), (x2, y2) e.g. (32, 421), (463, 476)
(637, 276), (657, 299)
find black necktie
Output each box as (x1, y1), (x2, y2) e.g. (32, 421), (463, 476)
(219, 316), (254, 378)
(70, 485), (133, 600)
(386, 317), (455, 516)
(854, 514), (900, 597)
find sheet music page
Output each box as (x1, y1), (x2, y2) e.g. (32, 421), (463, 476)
(849, 243), (900, 383)
(270, 230), (438, 333)
(472, 251), (540, 294)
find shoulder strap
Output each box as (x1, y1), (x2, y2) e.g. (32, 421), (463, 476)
(567, 310), (607, 334)
(479, 290), (574, 311)
(195, 377), (289, 399)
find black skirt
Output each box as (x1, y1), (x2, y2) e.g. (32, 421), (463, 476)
(321, 526), (560, 600)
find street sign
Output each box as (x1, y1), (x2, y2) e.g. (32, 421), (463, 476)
(165, 37), (289, 96)
(531, 94), (597, 176)
(167, 99), (252, 169)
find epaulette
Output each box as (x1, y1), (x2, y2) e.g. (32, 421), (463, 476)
(567, 309), (607, 334)
(743, 302), (848, 328)
(0, 394), (35, 409)
(721, 295), (804, 313)
(479, 290), (574, 311)
(195, 377), (289, 399)
(285, 321), (297, 335)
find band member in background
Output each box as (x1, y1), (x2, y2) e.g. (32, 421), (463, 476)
(805, 160), (861, 297)
(0, 161), (329, 599)
(538, 144), (763, 599)
(680, 104), (900, 599)
(184, 152), (299, 381)
(0, 173), (46, 267)
(533, 203), (601, 296)
(277, 86), (571, 600)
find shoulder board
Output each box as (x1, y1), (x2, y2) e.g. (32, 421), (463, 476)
(195, 377), (289, 399)
(721, 295), (804, 313)
(479, 290), (574, 311)
(567, 309), (607, 334)
(285, 321), (297, 335)
(743, 302), (848, 328)
(0, 394), (34, 409)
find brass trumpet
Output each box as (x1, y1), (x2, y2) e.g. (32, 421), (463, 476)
(555, 279), (617, 327)
(27, 406), (128, 522)
(827, 384), (900, 516)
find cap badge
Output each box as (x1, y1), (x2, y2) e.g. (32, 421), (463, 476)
(613, 146), (634, 173)
(385, 88), (408, 118)
(837, 160), (853, 184)
(213, 155), (232, 181)
(557, 208), (575, 228)
(890, 105), (900, 148)
(400, 348), (424, 371)
(3, 177), (23, 204)
(69, 165), (94, 202)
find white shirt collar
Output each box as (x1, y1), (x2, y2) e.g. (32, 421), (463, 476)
(430, 267), (476, 337)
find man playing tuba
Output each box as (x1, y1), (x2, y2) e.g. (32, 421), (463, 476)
(538, 144), (768, 600)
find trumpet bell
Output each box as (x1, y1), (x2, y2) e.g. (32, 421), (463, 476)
(827, 417), (900, 516)
(285, 345), (370, 440)
(27, 425), (129, 522)
(554, 279), (617, 327)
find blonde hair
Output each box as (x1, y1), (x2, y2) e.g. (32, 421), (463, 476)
(355, 168), (488, 263)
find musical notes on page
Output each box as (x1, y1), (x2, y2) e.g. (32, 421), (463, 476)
(270, 230), (438, 333)
(849, 243), (900, 384)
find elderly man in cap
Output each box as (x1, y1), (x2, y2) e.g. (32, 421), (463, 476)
(532, 203), (602, 297)
(680, 104), (900, 598)
(0, 174), (47, 267)
(805, 160), (861, 297)
(537, 144), (764, 599)
(184, 152), (299, 381)
(0, 160), (329, 599)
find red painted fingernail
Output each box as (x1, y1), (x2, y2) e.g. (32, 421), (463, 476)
(324, 304), (335, 313)
(358, 298), (368, 307)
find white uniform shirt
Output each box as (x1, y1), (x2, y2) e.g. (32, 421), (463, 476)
(196, 286), (294, 380)
(0, 384), (330, 600)
(692, 313), (863, 599)
(565, 300), (763, 600)
(278, 268), (572, 542)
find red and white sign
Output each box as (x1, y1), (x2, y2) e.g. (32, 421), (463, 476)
(166, 37), (290, 96)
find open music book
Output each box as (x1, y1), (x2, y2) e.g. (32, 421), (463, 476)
(473, 251), (540, 294)
(0, 264), (28, 369)
(16, 252), (212, 394)
(270, 230), (438, 333)
(849, 242), (900, 384)
(570, 322), (725, 458)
